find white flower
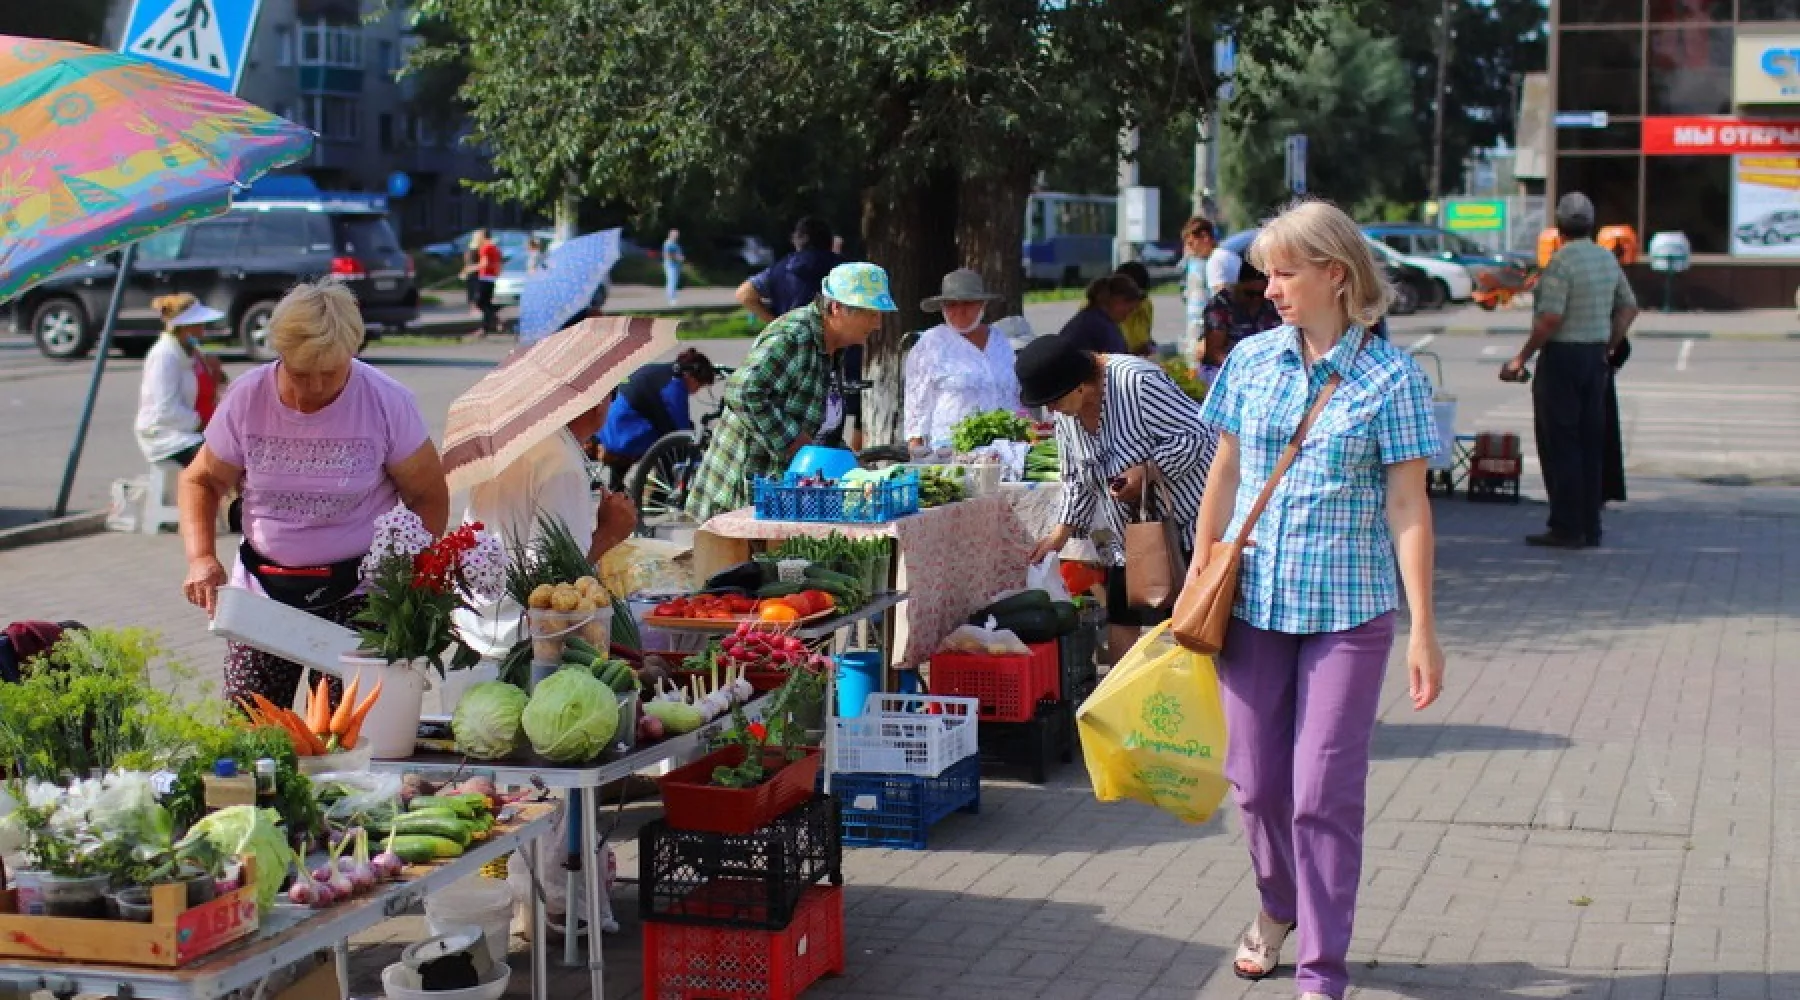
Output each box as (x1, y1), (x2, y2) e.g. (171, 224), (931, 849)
(461, 533), (507, 599)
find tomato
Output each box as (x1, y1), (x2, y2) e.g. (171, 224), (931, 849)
(807, 590), (835, 613)
(783, 591), (818, 616)
(725, 595), (758, 615)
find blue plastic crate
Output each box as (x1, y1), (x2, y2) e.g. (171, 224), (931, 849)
(752, 473), (920, 523)
(832, 754), (981, 850)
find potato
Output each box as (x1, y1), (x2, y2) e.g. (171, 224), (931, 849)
(575, 575), (601, 595)
(575, 597), (597, 613)
(551, 589), (580, 612)
(527, 584), (556, 609)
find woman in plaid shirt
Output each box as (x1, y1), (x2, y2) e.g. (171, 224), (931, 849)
(1191, 201), (1444, 1000)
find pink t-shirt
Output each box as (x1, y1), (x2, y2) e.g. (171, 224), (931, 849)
(207, 360), (431, 567)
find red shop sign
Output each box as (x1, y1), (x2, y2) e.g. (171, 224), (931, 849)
(1643, 116), (1800, 155)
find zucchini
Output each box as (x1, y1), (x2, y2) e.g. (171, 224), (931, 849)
(391, 834), (463, 863)
(393, 814), (473, 845)
(980, 607), (1062, 645)
(982, 589), (1054, 618)
(1051, 601), (1079, 636)
(409, 795), (484, 818)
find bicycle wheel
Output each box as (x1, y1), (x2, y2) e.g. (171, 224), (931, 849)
(856, 444), (910, 469)
(628, 430), (703, 535)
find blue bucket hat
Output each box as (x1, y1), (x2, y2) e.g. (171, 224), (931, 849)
(821, 262), (899, 312)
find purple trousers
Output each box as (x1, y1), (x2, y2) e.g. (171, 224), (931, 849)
(1216, 611), (1395, 1000)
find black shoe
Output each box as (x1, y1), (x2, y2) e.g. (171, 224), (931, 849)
(1526, 532), (1586, 549)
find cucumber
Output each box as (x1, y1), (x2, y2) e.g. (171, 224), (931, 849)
(393, 814), (473, 845)
(565, 636), (600, 659)
(756, 582), (808, 598)
(409, 795), (484, 818)
(391, 834), (464, 862)
(802, 565), (862, 589)
(562, 650), (594, 668)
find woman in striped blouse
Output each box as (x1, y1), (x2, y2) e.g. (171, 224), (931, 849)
(1018, 335), (1218, 657)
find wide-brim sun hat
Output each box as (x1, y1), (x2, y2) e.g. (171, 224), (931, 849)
(921, 268), (1002, 312)
(1015, 335), (1092, 407)
(821, 262), (898, 312)
(171, 302), (226, 327)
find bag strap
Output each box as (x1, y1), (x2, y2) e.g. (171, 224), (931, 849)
(1137, 462), (1173, 522)
(1230, 334), (1361, 547)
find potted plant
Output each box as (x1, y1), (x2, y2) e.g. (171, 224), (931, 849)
(0, 772), (173, 918)
(349, 505), (504, 758)
(657, 671), (824, 835)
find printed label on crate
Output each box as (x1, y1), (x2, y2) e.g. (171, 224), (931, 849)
(852, 794), (878, 810)
(177, 895), (258, 963)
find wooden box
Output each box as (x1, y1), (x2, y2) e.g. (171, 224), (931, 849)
(0, 860), (259, 968)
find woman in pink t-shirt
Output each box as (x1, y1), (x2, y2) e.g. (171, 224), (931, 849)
(178, 282), (450, 709)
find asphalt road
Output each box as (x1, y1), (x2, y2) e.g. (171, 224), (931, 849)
(7, 293), (1800, 523)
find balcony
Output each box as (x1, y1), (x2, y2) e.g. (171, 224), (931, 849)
(298, 66), (363, 94)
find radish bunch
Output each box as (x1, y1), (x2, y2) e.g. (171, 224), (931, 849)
(719, 624), (808, 672)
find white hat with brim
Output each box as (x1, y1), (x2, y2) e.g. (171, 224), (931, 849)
(171, 302), (227, 328)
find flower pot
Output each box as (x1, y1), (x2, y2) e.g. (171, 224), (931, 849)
(658, 745), (822, 835)
(340, 653), (432, 759)
(107, 887), (155, 923)
(39, 873), (110, 918)
(173, 866), (217, 906)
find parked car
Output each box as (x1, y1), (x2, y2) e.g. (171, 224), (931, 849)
(1365, 238), (1471, 309)
(8, 195), (419, 360)
(1364, 223), (1534, 283)
(1380, 257), (1433, 317)
(420, 228), (553, 262)
(1735, 210), (1800, 247)
(491, 253), (532, 307)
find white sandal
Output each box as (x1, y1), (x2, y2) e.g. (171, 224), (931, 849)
(1233, 912), (1294, 981)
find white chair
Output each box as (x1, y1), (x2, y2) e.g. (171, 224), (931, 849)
(141, 461), (183, 534)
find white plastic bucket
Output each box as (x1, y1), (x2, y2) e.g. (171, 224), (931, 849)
(340, 654), (430, 759)
(423, 878), (515, 965)
(382, 958), (509, 1000)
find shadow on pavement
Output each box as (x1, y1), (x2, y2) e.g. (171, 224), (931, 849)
(1369, 721), (1573, 760)
(1359, 960), (1800, 999)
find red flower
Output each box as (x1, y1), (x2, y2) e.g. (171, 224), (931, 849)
(746, 722), (768, 743)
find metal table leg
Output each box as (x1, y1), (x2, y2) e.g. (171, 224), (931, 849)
(578, 789), (608, 1000)
(523, 839), (548, 1000)
(561, 788), (580, 968)
(334, 940), (350, 1000)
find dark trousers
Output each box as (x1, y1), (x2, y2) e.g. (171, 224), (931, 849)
(1532, 342), (1609, 541)
(477, 278), (499, 333)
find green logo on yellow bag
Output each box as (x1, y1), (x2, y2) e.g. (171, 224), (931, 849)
(1143, 693), (1184, 738)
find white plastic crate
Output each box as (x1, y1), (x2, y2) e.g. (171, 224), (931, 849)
(830, 694), (979, 777)
(210, 585), (361, 678)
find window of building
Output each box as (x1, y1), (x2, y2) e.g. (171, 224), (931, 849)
(379, 113), (395, 152)
(378, 40), (397, 76)
(1648, 26), (1731, 115)
(406, 113), (440, 148)
(298, 22), (362, 69)
(1742, 0), (1800, 20)
(1559, 0), (1642, 24)
(1557, 121), (1643, 152)
(298, 96), (361, 140)
(1558, 29), (1644, 116)
(1644, 157), (1729, 254)
(275, 26), (294, 67)
(1556, 155), (1642, 235)
(1647, 0), (1729, 21)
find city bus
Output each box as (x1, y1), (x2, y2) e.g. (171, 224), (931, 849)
(1023, 192), (1117, 286)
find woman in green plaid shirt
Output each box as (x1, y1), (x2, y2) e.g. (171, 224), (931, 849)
(685, 262), (896, 524)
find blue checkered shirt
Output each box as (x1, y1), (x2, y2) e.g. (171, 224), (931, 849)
(1198, 324), (1439, 634)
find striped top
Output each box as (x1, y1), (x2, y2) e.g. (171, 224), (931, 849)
(1053, 354), (1219, 567)
(1198, 325), (1439, 633)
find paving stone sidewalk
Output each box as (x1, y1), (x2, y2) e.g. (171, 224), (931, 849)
(4, 478), (1796, 999)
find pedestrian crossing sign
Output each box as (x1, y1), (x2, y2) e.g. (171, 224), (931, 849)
(120, 0), (265, 94)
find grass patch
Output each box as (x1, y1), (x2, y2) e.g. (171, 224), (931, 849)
(675, 311), (761, 340)
(1023, 280), (1181, 305)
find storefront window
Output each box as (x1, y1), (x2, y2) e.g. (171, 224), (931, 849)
(1558, 121), (1643, 152)
(1647, 27), (1731, 115)
(1644, 157), (1730, 254)
(1560, 0), (1643, 23)
(1741, 0), (1800, 20)
(1555, 155), (1642, 234)
(1647, 0), (1729, 20)
(1559, 30), (1644, 116)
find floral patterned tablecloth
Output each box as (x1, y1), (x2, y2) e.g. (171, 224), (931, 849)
(697, 492), (1041, 667)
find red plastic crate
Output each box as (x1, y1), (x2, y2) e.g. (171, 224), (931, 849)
(643, 884), (845, 1000)
(660, 746), (824, 835)
(929, 642), (1059, 723)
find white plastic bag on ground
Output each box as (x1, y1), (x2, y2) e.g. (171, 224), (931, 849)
(507, 801), (619, 937)
(1025, 554), (1072, 602)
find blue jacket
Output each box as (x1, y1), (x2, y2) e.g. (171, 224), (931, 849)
(598, 364), (692, 459)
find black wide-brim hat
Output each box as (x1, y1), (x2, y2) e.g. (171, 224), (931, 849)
(1016, 335), (1092, 407)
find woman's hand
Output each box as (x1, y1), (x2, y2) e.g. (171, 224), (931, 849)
(1407, 628), (1444, 710)
(1029, 525), (1072, 565)
(592, 492), (638, 561)
(184, 556), (227, 617)
(1110, 465), (1146, 504)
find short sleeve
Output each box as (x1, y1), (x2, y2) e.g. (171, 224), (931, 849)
(203, 373), (251, 467)
(1533, 255), (1569, 317)
(1373, 361), (1440, 466)
(748, 267), (774, 299)
(375, 375), (431, 464)
(1197, 348), (1245, 436)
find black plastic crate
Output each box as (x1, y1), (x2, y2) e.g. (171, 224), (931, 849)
(1058, 606), (1103, 700)
(977, 698), (1074, 784)
(639, 793), (842, 930)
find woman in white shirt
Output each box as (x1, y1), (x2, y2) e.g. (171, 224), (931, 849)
(904, 269), (1024, 454)
(135, 295), (226, 466)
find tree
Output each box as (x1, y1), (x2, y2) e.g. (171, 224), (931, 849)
(413, 0), (1345, 442)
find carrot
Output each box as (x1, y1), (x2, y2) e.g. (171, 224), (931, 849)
(238, 698), (268, 727)
(330, 675), (361, 736)
(307, 677), (332, 735)
(338, 678), (384, 751)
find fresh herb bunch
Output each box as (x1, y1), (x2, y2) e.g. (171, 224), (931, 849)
(505, 512), (596, 605)
(951, 409), (1032, 452)
(0, 628), (175, 783)
(355, 504), (504, 674)
(708, 664), (822, 788)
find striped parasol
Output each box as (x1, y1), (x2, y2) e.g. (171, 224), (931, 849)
(441, 315), (679, 495)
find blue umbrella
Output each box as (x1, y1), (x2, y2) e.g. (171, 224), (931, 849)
(518, 229), (622, 344)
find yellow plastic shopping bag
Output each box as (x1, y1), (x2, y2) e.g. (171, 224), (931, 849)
(1076, 620), (1230, 824)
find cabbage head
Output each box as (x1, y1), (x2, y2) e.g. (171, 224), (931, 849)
(453, 681), (530, 759)
(521, 668), (619, 762)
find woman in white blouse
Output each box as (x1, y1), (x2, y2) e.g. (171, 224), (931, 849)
(904, 269), (1025, 454)
(135, 294), (227, 467)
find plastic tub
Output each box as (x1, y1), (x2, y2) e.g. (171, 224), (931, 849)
(786, 445), (858, 481)
(835, 651), (883, 719)
(382, 958), (510, 1000)
(423, 878), (516, 965)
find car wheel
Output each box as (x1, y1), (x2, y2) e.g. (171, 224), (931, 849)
(1764, 230), (1782, 246)
(1391, 281), (1420, 316)
(1423, 279), (1450, 310)
(238, 300), (278, 361)
(31, 297), (93, 360)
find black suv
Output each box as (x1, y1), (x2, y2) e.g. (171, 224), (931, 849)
(9, 197), (419, 360)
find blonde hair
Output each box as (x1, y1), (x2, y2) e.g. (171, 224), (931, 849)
(153, 293), (199, 329)
(1249, 199), (1394, 327)
(268, 281), (364, 366)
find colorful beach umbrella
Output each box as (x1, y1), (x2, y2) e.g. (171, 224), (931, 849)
(518, 229), (623, 345)
(441, 315), (678, 495)
(0, 34), (314, 301)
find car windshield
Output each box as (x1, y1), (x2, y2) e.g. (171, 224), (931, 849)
(339, 215), (401, 256)
(1449, 234), (1488, 256)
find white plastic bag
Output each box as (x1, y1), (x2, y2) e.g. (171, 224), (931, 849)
(1025, 554), (1072, 602)
(106, 477), (146, 533)
(939, 620), (1031, 656)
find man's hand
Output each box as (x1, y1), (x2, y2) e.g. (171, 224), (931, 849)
(592, 492), (637, 559)
(1498, 356), (1529, 382)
